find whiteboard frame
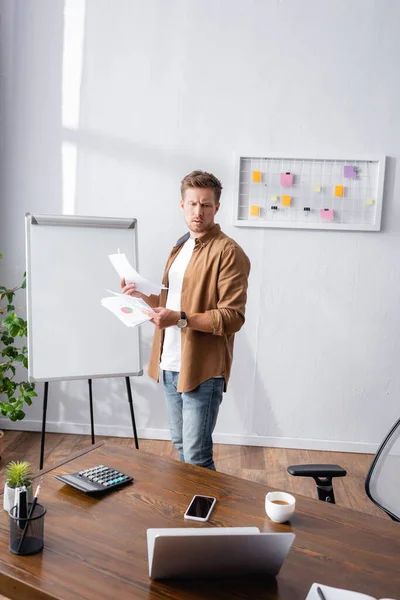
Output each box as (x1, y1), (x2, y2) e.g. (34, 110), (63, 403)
(232, 153), (386, 231)
(25, 214), (144, 382)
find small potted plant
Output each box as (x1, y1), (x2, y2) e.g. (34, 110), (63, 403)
(3, 460), (33, 512)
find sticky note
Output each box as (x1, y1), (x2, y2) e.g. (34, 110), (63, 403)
(313, 185), (321, 192)
(252, 170), (261, 183)
(282, 195), (291, 207)
(280, 172), (294, 186)
(367, 198), (374, 205)
(335, 185), (344, 197)
(320, 209), (334, 221)
(271, 195), (278, 202)
(250, 205), (260, 216)
(344, 165), (357, 179)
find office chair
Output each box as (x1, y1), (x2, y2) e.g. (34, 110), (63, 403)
(287, 417), (400, 521)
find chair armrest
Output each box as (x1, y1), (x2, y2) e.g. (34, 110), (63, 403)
(287, 464), (347, 478)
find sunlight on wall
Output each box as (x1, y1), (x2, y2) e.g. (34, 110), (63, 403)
(62, 0), (86, 215)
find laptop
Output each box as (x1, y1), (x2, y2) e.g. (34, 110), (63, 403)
(147, 527), (295, 580)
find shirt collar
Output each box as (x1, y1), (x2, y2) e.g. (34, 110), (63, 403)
(174, 224), (221, 248)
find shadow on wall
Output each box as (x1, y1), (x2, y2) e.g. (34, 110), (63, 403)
(218, 328), (281, 443)
(381, 157), (397, 232)
(65, 126), (227, 180)
(0, 0), (64, 269)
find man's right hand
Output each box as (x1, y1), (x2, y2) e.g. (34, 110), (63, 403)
(121, 278), (143, 299)
(120, 278), (159, 308)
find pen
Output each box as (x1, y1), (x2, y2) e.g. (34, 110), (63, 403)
(317, 586), (327, 600)
(17, 477), (43, 553)
(17, 487), (28, 530)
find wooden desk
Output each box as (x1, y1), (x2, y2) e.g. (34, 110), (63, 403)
(0, 441), (399, 600)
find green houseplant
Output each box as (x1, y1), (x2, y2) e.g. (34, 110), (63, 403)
(0, 252), (37, 422)
(3, 460), (33, 512)
(4, 460), (32, 488)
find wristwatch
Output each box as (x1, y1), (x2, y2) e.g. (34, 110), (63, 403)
(177, 311), (188, 329)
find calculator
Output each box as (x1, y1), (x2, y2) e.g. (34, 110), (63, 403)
(55, 464), (134, 494)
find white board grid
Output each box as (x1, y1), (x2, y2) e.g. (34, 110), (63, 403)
(233, 154), (386, 231)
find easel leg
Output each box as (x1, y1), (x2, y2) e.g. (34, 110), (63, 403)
(39, 382), (49, 470)
(125, 376), (139, 449)
(88, 379), (95, 444)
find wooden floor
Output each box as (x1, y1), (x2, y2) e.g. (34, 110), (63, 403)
(0, 431), (384, 600)
(0, 430), (383, 518)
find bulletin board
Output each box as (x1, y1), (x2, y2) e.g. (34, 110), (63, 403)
(233, 154), (386, 231)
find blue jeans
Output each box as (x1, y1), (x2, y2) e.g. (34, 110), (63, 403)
(163, 371), (224, 470)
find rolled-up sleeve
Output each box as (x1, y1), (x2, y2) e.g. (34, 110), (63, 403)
(206, 244), (251, 336)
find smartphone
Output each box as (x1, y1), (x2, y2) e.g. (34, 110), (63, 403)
(184, 495), (217, 522)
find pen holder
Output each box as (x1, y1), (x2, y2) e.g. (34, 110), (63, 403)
(9, 502), (46, 555)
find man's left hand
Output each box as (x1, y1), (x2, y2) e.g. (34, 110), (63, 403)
(144, 307), (180, 329)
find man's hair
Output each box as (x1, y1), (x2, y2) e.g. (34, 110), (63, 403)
(180, 170), (223, 203)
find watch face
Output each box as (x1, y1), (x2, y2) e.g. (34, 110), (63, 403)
(177, 319), (187, 329)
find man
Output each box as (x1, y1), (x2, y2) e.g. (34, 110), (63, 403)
(122, 170), (250, 470)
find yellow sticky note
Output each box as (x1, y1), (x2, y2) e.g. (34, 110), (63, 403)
(250, 205), (260, 216)
(271, 195), (278, 202)
(313, 185), (321, 192)
(282, 195), (291, 207)
(335, 185), (344, 197)
(252, 170), (261, 183)
(367, 198), (374, 205)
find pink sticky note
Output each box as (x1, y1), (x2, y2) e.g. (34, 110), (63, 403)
(320, 209), (334, 221)
(280, 172), (294, 186)
(344, 165), (357, 179)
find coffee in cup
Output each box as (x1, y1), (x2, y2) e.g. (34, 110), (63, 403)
(265, 492), (296, 523)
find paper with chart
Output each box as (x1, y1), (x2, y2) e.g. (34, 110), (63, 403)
(305, 582), (390, 600)
(108, 251), (167, 296)
(101, 291), (153, 328)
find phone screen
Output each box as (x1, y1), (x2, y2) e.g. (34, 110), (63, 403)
(186, 495), (215, 518)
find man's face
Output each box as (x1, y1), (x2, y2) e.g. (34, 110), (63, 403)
(181, 187), (220, 237)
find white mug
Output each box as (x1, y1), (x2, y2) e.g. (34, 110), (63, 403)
(265, 491), (296, 523)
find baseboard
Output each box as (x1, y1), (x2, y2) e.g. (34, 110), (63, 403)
(213, 433), (380, 454)
(0, 419), (380, 453)
(0, 419), (170, 442)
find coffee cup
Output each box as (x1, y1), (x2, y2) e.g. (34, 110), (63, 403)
(265, 491), (296, 523)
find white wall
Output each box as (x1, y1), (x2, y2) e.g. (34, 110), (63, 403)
(1, 0), (400, 452)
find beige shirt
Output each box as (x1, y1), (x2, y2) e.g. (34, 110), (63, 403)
(147, 224), (251, 393)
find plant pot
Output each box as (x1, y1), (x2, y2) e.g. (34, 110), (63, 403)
(3, 483), (33, 513)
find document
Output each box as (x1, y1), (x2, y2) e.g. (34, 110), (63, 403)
(108, 251), (167, 297)
(306, 582), (396, 600)
(101, 291), (153, 328)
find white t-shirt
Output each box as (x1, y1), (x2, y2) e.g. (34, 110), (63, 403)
(159, 237), (195, 372)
